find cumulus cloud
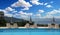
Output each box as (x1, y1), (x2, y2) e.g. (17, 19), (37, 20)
(36, 9), (60, 18)
(0, 0), (55, 19)
(19, 11), (26, 15)
(5, 7), (15, 12)
(30, 0), (43, 5)
(46, 5), (52, 8)
(11, 0), (32, 7)
(0, 7), (17, 17)
(44, 2), (53, 8)
(12, 10), (17, 13)
(21, 7), (29, 10)
(17, 11), (33, 20)
(11, 0), (32, 10)
(38, 9), (44, 13)
(0, 9), (7, 14)
(35, 14), (41, 17)
(43, 9), (60, 18)
(4, 13), (12, 17)
(19, 11), (33, 16)
(47, 9), (60, 15)
(4, 7), (16, 13)
(44, 3), (48, 5)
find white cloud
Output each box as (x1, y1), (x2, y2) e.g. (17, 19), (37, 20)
(43, 14), (60, 18)
(47, 9), (60, 15)
(0, 9), (7, 13)
(19, 11), (26, 15)
(38, 9), (44, 13)
(21, 7), (29, 10)
(35, 14), (41, 17)
(12, 10), (17, 13)
(30, 0), (43, 5)
(43, 9), (60, 18)
(43, 14), (53, 18)
(11, 0), (32, 10)
(32, 9), (60, 18)
(20, 15), (29, 20)
(17, 11), (33, 20)
(4, 7), (16, 13)
(11, 1), (21, 7)
(0, 7), (17, 17)
(19, 11), (33, 16)
(4, 13), (12, 17)
(46, 5), (52, 8)
(27, 13), (33, 16)
(44, 3), (48, 5)
(5, 7), (15, 12)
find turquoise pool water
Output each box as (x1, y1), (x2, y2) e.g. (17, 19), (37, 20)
(0, 28), (60, 35)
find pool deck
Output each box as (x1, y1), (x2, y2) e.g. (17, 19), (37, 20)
(0, 27), (49, 29)
(19, 27), (49, 28)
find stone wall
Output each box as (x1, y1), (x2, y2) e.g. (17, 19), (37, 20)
(48, 24), (59, 28)
(55, 24), (59, 28)
(48, 24), (52, 28)
(6, 23), (18, 28)
(25, 23), (30, 28)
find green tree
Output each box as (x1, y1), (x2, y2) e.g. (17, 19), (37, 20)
(16, 20), (27, 27)
(0, 18), (7, 27)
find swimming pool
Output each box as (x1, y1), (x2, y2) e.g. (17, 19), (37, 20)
(0, 28), (60, 35)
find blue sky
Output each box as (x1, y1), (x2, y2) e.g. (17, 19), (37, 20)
(0, 0), (60, 20)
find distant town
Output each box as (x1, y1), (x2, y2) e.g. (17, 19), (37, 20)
(0, 11), (60, 29)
